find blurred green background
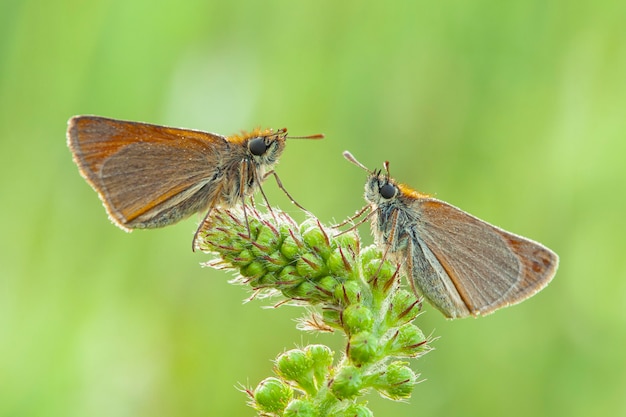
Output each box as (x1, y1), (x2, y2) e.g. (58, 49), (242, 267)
(1, 0), (625, 416)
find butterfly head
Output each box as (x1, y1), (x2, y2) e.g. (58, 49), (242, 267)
(342, 151), (400, 205)
(247, 128), (288, 168)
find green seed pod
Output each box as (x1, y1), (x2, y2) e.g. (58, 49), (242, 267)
(277, 265), (298, 286)
(280, 234), (301, 261)
(333, 280), (361, 306)
(386, 289), (422, 326)
(275, 349), (316, 394)
(342, 304), (374, 335)
(373, 361), (417, 400)
(284, 398), (317, 417)
(247, 225), (277, 257)
(321, 308), (342, 329)
(316, 275), (340, 297)
(263, 250), (288, 272)
(249, 272), (278, 288)
(338, 403), (374, 417)
(240, 260), (266, 278)
(253, 377), (293, 414)
(302, 224), (332, 260)
(385, 323), (429, 358)
(359, 245), (380, 267)
(282, 280), (319, 302)
(228, 248), (255, 268)
(334, 231), (360, 256)
(305, 344), (333, 385)
(327, 248), (351, 277)
(296, 253), (327, 278)
(299, 218), (319, 236)
(330, 365), (363, 399)
(348, 331), (379, 366)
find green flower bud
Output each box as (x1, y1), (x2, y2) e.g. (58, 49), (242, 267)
(299, 218), (318, 236)
(330, 365), (363, 399)
(250, 272), (278, 288)
(321, 308), (342, 329)
(262, 221), (280, 240)
(348, 331), (380, 366)
(278, 221), (296, 238)
(386, 289), (422, 326)
(249, 223), (279, 257)
(339, 403), (374, 417)
(277, 265), (298, 285)
(284, 398), (317, 417)
(305, 344), (333, 385)
(282, 280), (320, 302)
(253, 377), (293, 414)
(215, 235), (247, 256)
(333, 280), (361, 306)
(373, 361), (417, 400)
(327, 248), (352, 277)
(366, 259), (397, 295)
(229, 248), (255, 268)
(316, 276), (340, 297)
(303, 223), (330, 253)
(280, 234), (302, 260)
(296, 253), (327, 278)
(334, 231), (360, 257)
(385, 323), (429, 358)
(262, 250), (288, 272)
(359, 245), (380, 267)
(240, 260), (266, 278)
(342, 304), (374, 334)
(275, 349), (316, 394)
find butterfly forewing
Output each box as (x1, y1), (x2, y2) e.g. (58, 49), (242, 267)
(101, 142), (225, 227)
(68, 116), (229, 229)
(413, 198), (558, 317)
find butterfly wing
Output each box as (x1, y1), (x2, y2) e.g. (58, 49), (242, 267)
(67, 116), (229, 229)
(411, 198), (558, 317)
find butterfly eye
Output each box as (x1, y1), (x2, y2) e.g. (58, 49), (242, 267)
(249, 137), (268, 156)
(380, 183), (397, 199)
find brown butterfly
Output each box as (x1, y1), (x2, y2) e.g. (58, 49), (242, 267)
(67, 116), (322, 248)
(341, 151), (559, 319)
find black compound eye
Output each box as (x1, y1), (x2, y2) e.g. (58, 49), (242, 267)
(380, 183), (397, 199)
(249, 137), (268, 156)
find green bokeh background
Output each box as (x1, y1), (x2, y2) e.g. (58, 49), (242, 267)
(2, 0), (625, 416)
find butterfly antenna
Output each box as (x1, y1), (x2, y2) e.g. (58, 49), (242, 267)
(383, 160), (391, 181)
(286, 133), (325, 140)
(343, 151), (373, 173)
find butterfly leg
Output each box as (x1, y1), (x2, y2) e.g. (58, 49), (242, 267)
(332, 207), (375, 237)
(192, 207), (215, 252)
(331, 204), (372, 229)
(237, 159), (255, 237)
(372, 208), (401, 279)
(255, 173), (278, 223)
(264, 170), (311, 214)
